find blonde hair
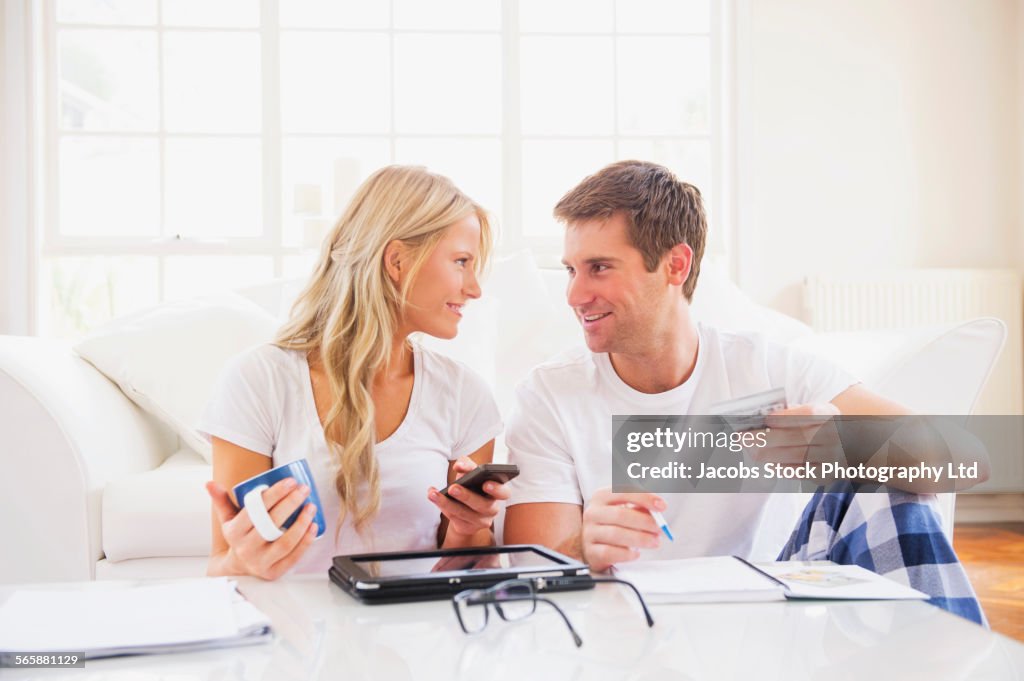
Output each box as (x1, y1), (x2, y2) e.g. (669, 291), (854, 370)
(275, 165), (493, 535)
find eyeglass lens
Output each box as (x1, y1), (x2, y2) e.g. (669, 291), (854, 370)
(492, 581), (536, 621)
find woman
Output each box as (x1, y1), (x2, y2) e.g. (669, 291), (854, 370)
(200, 166), (508, 579)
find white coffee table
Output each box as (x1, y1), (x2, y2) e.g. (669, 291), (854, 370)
(2, 575), (1023, 680)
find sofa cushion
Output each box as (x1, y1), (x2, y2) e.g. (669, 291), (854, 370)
(102, 448), (212, 561)
(690, 264), (814, 344)
(74, 293), (279, 463)
(95, 557), (209, 580)
(791, 318), (1006, 413)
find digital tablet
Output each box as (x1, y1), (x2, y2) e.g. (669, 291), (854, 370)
(330, 544), (592, 604)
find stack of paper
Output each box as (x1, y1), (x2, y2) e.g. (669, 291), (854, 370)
(0, 577), (272, 660)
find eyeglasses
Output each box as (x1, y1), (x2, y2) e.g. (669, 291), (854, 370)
(451, 577), (654, 648)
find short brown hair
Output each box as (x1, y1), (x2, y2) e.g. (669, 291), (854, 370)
(553, 160), (707, 301)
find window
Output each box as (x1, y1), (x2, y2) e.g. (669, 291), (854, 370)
(37, 0), (723, 337)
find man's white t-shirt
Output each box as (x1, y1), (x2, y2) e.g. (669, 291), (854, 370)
(506, 323), (858, 562)
(199, 342), (502, 574)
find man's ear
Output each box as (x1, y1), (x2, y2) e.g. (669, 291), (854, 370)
(383, 240), (407, 284)
(665, 243), (693, 287)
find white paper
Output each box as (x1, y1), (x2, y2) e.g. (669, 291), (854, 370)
(612, 558), (930, 605)
(0, 577), (271, 656)
(613, 557), (785, 604)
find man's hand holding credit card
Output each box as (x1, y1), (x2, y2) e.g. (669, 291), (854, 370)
(584, 389), (793, 572)
(708, 387), (788, 431)
(712, 388), (843, 468)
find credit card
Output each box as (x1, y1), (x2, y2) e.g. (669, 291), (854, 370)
(708, 387), (788, 431)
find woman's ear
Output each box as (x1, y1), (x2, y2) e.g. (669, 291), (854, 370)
(384, 240), (406, 284)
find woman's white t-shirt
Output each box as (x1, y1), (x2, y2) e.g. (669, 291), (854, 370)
(198, 342), (503, 574)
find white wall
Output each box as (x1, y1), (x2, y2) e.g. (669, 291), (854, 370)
(734, 0), (1022, 318)
(1019, 0), (1024, 272)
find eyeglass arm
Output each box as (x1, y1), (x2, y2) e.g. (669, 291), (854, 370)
(534, 597), (584, 648)
(589, 577), (656, 627)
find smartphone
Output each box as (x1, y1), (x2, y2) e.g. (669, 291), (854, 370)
(439, 463), (520, 498)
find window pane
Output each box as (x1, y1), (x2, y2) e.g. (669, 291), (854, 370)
(283, 253), (319, 280)
(280, 33), (390, 134)
(281, 137), (391, 247)
(59, 30), (158, 131)
(618, 138), (711, 209)
(617, 37), (710, 135)
(40, 256), (159, 338)
(519, 0), (613, 33)
(164, 256), (273, 300)
(394, 35), (501, 135)
(279, 0), (389, 29)
(520, 37), (614, 135)
(165, 138), (262, 238)
(615, 0), (710, 33)
(394, 138), (502, 218)
(59, 137), (160, 237)
(57, 0), (157, 25)
(521, 140), (614, 237)
(161, 0), (260, 27)
(163, 32), (261, 133)
(393, 0), (500, 30)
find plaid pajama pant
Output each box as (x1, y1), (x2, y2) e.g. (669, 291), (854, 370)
(777, 483), (987, 626)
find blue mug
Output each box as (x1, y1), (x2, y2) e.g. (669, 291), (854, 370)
(233, 458), (326, 541)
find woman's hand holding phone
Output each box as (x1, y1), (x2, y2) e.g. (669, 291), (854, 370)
(427, 457), (511, 540)
(206, 478), (319, 580)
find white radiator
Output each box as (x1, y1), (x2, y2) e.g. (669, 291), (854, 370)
(804, 269), (1023, 415)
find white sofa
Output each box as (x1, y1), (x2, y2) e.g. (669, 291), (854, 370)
(0, 255), (1005, 583)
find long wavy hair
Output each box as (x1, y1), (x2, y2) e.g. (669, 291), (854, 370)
(274, 165), (493, 535)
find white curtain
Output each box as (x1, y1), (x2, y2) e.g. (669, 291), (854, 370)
(1, 0), (37, 335)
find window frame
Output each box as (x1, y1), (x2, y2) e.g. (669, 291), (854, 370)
(27, 0), (734, 333)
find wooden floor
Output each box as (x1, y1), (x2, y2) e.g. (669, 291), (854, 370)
(953, 522), (1024, 642)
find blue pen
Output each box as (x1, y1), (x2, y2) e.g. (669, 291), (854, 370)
(649, 509), (674, 541)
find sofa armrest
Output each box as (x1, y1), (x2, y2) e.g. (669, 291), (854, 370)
(791, 319), (1009, 537)
(0, 336), (176, 583)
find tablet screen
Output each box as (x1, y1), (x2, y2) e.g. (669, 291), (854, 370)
(352, 548), (566, 578)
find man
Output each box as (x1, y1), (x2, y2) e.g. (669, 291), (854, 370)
(503, 160), (985, 623)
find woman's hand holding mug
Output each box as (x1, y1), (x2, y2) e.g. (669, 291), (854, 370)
(206, 478), (320, 580)
(207, 458), (326, 580)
